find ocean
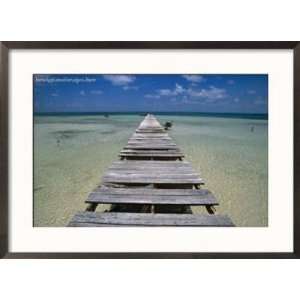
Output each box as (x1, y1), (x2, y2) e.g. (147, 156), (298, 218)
(34, 113), (268, 227)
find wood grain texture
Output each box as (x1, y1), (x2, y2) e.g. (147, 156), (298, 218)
(68, 212), (234, 227)
(86, 188), (218, 205)
(93, 187), (210, 196)
(111, 161), (191, 166)
(103, 175), (204, 185)
(119, 153), (184, 158)
(120, 149), (182, 153)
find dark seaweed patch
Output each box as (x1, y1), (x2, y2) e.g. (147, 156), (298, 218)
(100, 130), (116, 135)
(34, 185), (45, 192)
(52, 130), (94, 139)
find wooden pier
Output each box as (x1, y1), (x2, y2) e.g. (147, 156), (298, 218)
(69, 114), (234, 227)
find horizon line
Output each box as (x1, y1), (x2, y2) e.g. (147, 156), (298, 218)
(34, 111), (268, 115)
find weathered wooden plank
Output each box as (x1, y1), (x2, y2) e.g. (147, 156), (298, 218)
(109, 165), (193, 169)
(136, 127), (164, 130)
(126, 145), (178, 149)
(130, 140), (170, 142)
(86, 195), (217, 205)
(107, 168), (196, 173)
(131, 137), (171, 141)
(102, 176), (204, 184)
(125, 145), (179, 150)
(139, 126), (163, 129)
(107, 165), (196, 171)
(103, 174), (201, 179)
(129, 138), (172, 142)
(138, 117), (164, 130)
(132, 132), (169, 135)
(111, 161), (192, 168)
(128, 143), (174, 145)
(119, 153), (184, 157)
(109, 169), (192, 173)
(68, 212), (234, 227)
(131, 135), (170, 139)
(120, 150), (183, 154)
(112, 161), (190, 165)
(107, 166), (195, 171)
(135, 131), (166, 135)
(127, 140), (176, 144)
(138, 127), (164, 130)
(86, 188), (218, 205)
(111, 165), (190, 170)
(136, 128), (165, 131)
(92, 187), (211, 196)
(121, 148), (181, 151)
(138, 123), (163, 128)
(127, 143), (176, 147)
(129, 137), (172, 140)
(105, 172), (199, 177)
(111, 165), (189, 169)
(133, 132), (168, 135)
(120, 150), (182, 154)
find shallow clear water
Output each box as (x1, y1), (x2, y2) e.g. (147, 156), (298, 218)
(34, 114), (268, 227)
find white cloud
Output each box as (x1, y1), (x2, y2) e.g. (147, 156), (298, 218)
(123, 85), (139, 91)
(144, 84), (227, 103)
(248, 89), (256, 94)
(158, 89), (172, 96)
(145, 94), (160, 99)
(254, 100), (265, 105)
(158, 84), (185, 96)
(103, 75), (136, 86)
(90, 90), (103, 95)
(254, 96), (266, 105)
(182, 75), (204, 83)
(187, 86), (227, 101)
(174, 83), (185, 94)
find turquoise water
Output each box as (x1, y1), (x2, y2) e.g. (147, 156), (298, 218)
(34, 114), (268, 227)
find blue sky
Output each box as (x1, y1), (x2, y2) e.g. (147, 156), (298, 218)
(34, 74), (268, 114)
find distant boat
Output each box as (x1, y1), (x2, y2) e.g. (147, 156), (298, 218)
(104, 114), (109, 118)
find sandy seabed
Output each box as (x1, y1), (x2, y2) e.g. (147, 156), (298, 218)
(34, 114), (268, 227)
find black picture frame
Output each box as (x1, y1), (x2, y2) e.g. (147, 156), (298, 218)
(0, 41), (299, 259)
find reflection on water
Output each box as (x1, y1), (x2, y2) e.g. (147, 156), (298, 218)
(34, 114), (268, 227)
